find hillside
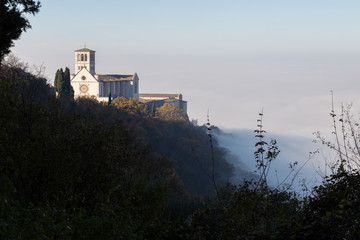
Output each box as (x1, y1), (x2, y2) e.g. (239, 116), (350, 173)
(3, 61), (360, 239)
(0, 63), (248, 237)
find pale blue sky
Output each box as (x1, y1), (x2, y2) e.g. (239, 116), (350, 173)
(11, 0), (360, 140)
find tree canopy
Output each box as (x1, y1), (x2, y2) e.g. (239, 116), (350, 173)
(0, 63), (178, 238)
(0, 0), (41, 61)
(54, 67), (73, 98)
(155, 102), (186, 121)
(4, 59), (360, 238)
(111, 96), (141, 114)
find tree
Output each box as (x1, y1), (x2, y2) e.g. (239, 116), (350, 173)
(62, 67), (70, 93)
(54, 68), (63, 93)
(0, 64), (175, 238)
(189, 184), (299, 240)
(111, 96), (141, 114)
(54, 69), (60, 91)
(139, 102), (149, 115)
(297, 98), (360, 238)
(54, 67), (73, 98)
(295, 171), (360, 239)
(155, 102), (186, 121)
(151, 101), (156, 117)
(62, 67), (73, 97)
(0, 0), (41, 61)
(108, 92), (112, 106)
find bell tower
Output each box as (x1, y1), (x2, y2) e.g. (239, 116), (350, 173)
(74, 48), (96, 75)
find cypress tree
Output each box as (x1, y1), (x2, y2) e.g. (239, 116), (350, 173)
(56, 68), (64, 94)
(55, 67), (74, 98)
(69, 84), (74, 98)
(151, 101), (156, 117)
(63, 67), (71, 95)
(108, 92), (112, 106)
(54, 69), (60, 91)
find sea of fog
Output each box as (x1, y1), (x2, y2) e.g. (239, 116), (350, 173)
(214, 128), (336, 194)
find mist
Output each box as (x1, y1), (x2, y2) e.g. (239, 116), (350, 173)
(214, 128), (328, 192)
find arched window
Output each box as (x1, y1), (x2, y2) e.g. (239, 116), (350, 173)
(81, 54), (84, 61)
(85, 54), (87, 61)
(77, 54), (80, 61)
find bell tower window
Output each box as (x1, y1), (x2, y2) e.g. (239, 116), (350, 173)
(75, 48), (96, 75)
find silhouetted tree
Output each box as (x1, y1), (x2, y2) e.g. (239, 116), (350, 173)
(54, 67), (73, 98)
(62, 67), (70, 92)
(54, 69), (59, 90)
(108, 92), (112, 106)
(0, 0), (41, 61)
(54, 68), (63, 93)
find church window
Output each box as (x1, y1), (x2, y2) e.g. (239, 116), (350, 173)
(134, 81), (138, 94)
(81, 76), (86, 80)
(80, 85), (89, 93)
(77, 54), (80, 61)
(81, 54), (84, 61)
(85, 54), (87, 61)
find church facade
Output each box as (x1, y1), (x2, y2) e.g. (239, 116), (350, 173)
(70, 48), (139, 101)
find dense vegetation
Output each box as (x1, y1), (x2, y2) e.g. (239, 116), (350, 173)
(54, 67), (74, 98)
(1, 62), (360, 239)
(0, 64), (178, 238)
(108, 96), (237, 196)
(2, 2), (360, 238)
(0, 62), (248, 238)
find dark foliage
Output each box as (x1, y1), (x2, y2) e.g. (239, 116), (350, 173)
(2, 63), (360, 239)
(0, 65), (177, 238)
(293, 172), (360, 239)
(54, 67), (73, 98)
(110, 100), (236, 196)
(0, 0), (41, 61)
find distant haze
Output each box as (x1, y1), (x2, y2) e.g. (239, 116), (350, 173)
(215, 128), (328, 192)
(11, 0), (360, 139)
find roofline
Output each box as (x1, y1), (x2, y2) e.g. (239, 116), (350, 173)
(96, 74), (135, 82)
(75, 48), (96, 52)
(139, 93), (182, 97)
(71, 68), (97, 81)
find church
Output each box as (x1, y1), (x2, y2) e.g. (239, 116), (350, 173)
(70, 48), (139, 101)
(70, 47), (187, 116)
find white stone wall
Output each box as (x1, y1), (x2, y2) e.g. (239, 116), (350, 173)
(71, 49), (139, 101)
(71, 68), (99, 98)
